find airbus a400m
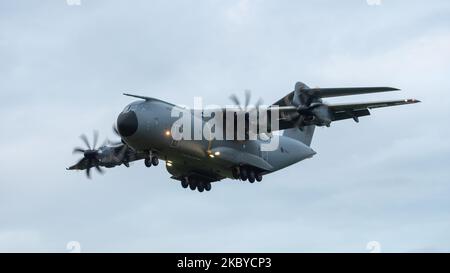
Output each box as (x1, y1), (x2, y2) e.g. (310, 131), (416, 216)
(68, 82), (419, 192)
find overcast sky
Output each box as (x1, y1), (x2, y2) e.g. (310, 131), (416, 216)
(1, 0), (449, 252)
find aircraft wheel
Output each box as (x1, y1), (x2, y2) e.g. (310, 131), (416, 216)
(197, 182), (205, 192)
(256, 173), (263, 182)
(144, 158), (152, 168)
(151, 156), (159, 166)
(248, 170), (255, 183)
(181, 178), (189, 188)
(240, 167), (248, 181)
(189, 182), (197, 190)
(205, 183), (211, 191)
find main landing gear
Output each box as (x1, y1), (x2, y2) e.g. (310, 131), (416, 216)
(144, 155), (159, 167)
(181, 177), (212, 192)
(232, 166), (263, 183)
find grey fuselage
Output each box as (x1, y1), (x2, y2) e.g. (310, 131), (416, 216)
(118, 99), (316, 182)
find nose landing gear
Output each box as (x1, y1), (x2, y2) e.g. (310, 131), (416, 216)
(144, 154), (159, 168)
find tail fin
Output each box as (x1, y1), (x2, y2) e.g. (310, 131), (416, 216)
(283, 126), (315, 146)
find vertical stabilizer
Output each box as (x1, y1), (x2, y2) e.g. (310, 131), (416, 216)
(283, 126), (315, 146)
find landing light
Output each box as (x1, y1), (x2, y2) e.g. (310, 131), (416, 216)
(165, 130), (171, 136)
(166, 161), (173, 167)
(209, 154), (215, 158)
(214, 151), (220, 156)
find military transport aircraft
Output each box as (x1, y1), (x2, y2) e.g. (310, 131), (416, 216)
(68, 82), (419, 192)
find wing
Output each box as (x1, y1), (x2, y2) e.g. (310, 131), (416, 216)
(273, 86), (400, 107)
(201, 98), (420, 134)
(329, 99), (420, 122)
(311, 87), (399, 98)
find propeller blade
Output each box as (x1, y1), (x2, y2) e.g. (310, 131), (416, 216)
(230, 91), (263, 113)
(229, 94), (242, 110)
(254, 97), (263, 109)
(86, 166), (92, 179)
(95, 165), (104, 174)
(80, 134), (91, 150)
(92, 130), (99, 150)
(73, 147), (85, 154)
(244, 89), (251, 110)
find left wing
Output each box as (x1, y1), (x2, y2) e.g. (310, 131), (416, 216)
(329, 99), (420, 122)
(204, 98), (420, 134)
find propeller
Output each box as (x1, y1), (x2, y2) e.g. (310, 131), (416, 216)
(72, 131), (104, 179)
(285, 83), (331, 129)
(69, 126), (132, 178)
(229, 89), (263, 112)
(229, 90), (264, 139)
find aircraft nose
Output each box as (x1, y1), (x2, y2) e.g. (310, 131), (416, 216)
(117, 110), (138, 137)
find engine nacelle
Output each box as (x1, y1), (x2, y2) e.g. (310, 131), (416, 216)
(311, 105), (332, 127)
